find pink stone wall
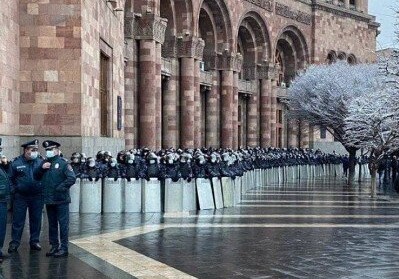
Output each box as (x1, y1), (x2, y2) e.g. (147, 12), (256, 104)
(0, 0), (19, 135)
(81, 0), (125, 138)
(19, 0), (82, 136)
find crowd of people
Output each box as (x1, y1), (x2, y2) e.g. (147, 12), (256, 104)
(0, 139), (349, 263)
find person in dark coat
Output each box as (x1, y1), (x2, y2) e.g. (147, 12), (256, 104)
(8, 139), (44, 253)
(0, 139), (11, 263)
(34, 140), (76, 258)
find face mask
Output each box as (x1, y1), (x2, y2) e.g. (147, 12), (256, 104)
(168, 159), (173, 164)
(89, 162), (95, 167)
(81, 159), (86, 163)
(46, 150), (55, 158)
(128, 159), (133, 164)
(110, 163), (116, 167)
(30, 152), (38, 160)
(149, 159), (156, 164)
(72, 158), (79, 163)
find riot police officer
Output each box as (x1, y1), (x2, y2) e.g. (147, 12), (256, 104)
(0, 139), (11, 263)
(34, 140), (76, 258)
(8, 139), (43, 253)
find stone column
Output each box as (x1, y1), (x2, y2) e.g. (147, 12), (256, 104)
(221, 69), (234, 148)
(300, 121), (310, 148)
(288, 120), (298, 148)
(232, 72), (239, 149)
(162, 75), (178, 148)
(194, 59), (201, 147)
(155, 43), (162, 150)
(270, 80), (277, 147)
(345, 0), (350, 8)
(180, 57), (195, 148)
(247, 85), (259, 147)
(260, 79), (271, 148)
(206, 71), (219, 148)
(138, 39), (157, 149)
(135, 15), (167, 149)
(177, 36), (204, 149)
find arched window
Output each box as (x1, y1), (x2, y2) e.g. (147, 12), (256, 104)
(326, 50), (337, 64)
(337, 52), (347, 61)
(349, 0), (356, 10)
(347, 54), (357, 65)
(275, 49), (284, 86)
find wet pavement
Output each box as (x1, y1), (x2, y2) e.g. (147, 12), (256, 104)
(2, 177), (399, 279)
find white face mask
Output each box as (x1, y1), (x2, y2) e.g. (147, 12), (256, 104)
(30, 152), (38, 160)
(46, 150), (55, 158)
(149, 159), (156, 164)
(110, 162), (116, 167)
(89, 162), (95, 167)
(128, 159), (133, 164)
(168, 159), (173, 164)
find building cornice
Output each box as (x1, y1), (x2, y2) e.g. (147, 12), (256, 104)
(311, 0), (379, 27)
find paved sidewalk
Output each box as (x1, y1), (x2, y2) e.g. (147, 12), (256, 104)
(2, 177), (399, 279)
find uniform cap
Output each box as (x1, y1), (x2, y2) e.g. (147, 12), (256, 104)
(42, 140), (60, 149)
(21, 139), (39, 149)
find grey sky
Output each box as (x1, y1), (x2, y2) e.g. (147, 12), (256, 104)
(369, 0), (397, 49)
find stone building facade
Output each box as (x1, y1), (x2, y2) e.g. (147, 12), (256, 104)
(0, 0), (378, 157)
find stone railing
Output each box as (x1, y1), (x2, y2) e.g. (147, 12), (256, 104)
(275, 86), (289, 103)
(238, 79), (257, 94)
(161, 57), (172, 77)
(200, 70), (213, 87)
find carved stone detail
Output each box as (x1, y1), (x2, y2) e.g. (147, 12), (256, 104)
(217, 51), (243, 72)
(176, 36), (205, 59)
(243, 0), (273, 12)
(134, 15), (167, 44)
(275, 3), (312, 25)
(124, 12), (134, 39)
(257, 63), (269, 80)
(242, 63), (257, 80)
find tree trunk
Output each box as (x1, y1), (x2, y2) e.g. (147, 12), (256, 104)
(369, 164), (377, 197)
(347, 147), (357, 186)
(358, 148), (363, 182)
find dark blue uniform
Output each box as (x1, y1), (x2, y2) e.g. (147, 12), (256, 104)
(9, 155), (43, 249)
(35, 141), (76, 257)
(0, 163), (11, 259)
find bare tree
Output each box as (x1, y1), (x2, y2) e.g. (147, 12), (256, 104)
(345, 51), (399, 196)
(288, 62), (379, 185)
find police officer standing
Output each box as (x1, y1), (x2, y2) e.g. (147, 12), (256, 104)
(8, 139), (43, 253)
(0, 139), (11, 263)
(34, 140), (76, 258)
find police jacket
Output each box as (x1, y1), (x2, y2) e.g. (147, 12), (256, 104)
(10, 155), (43, 197)
(81, 165), (102, 181)
(179, 163), (193, 182)
(206, 163), (221, 179)
(34, 156), (76, 205)
(160, 163), (180, 182)
(104, 165), (121, 181)
(0, 164), (11, 202)
(71, 163), (82, 178)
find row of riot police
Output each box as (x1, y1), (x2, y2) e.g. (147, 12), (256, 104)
(67, 147), (343, 182)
